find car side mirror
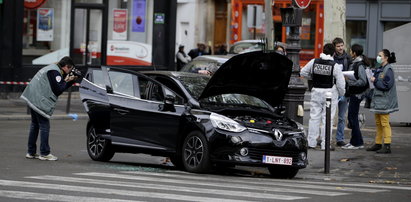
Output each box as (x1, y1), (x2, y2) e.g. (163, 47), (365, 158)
(164, 94), (175, 105)
(159, 94), (176, 112)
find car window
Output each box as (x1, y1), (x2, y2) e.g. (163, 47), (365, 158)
(92, 69), (105, 88)
(138, 76), (184, 105)
(109, 71), (134, 96)
(150, 82), (164, 102)
(152, 76), (186, 100)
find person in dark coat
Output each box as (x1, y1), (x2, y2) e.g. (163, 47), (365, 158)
(188, 43), (210, 59)
(332, 37), (352, 147)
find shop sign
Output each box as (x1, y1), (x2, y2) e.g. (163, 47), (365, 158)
(293, 0), (311, 9)
(132, 0), (146, 32)
(113, 9), (128, 40)
(24, 0), (48, 9)
(107, 40), (152, 66)
(37, 8), (54, 41)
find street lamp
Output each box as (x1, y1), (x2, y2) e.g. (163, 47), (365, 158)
(280, 0), (310, 124)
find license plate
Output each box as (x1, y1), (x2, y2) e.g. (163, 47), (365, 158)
(262, 155), (292, 166)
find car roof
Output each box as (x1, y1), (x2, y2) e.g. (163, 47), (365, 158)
(232, 39), (264, 44)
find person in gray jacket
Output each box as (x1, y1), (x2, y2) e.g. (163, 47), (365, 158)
(342, 44), (370, 150)
(21, 56), (77, 161)
(301, 43), (345, 150)
(367, 49), (398, 154)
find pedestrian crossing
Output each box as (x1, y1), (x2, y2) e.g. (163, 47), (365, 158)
(0, 170), (409, 201)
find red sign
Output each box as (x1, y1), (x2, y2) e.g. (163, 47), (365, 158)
(293, 0), (311, 9)
(24, 0), (48, 9)
(113, 9), (127, 33)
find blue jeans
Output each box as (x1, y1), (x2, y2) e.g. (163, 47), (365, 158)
(347, 95), (364, 146)
(336, 96), (349, 142)
(28, 108), (50, 156)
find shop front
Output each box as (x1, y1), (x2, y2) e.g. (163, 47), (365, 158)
(1, 0), (176, 86)
(230, 0), (324, 66)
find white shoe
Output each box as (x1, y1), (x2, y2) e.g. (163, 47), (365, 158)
(39, 154), (58, 161)
(25, 153), (39, 159)
(342, 143), (363, 150)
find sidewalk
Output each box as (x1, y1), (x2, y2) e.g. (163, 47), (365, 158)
(0, 92), (88, 120)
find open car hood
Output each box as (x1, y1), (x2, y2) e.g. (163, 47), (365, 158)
(199, 51), (293, 107)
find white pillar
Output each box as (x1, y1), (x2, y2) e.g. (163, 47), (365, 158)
(323, 0), (346, 44)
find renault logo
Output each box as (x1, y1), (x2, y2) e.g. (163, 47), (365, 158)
(273, 129), (283, 141)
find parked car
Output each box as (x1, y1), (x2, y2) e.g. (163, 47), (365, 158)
(179, 55), (231, 75)
(228, 39), (264, 54)
(79, 51), (307, 178)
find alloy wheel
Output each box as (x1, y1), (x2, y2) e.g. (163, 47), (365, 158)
(88, 127), (105, 157)
(184, 136), (204, 168)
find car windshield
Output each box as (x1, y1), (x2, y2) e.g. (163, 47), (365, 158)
(177, 74), (271, 110)
(200, 94), (272, 110)
(180, 60), (221, 73)
(177, 75), (210, 99)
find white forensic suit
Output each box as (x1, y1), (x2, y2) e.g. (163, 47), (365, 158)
(301, 53), (346, 149)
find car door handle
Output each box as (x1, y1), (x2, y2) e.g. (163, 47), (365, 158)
(114, 108), (129, 115)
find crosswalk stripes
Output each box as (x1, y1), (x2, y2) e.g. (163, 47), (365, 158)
(74, 172), (349, 196)
(0, 170), (408, 201)
(0, 190), (139, 202)
(120, 171), (388, 193)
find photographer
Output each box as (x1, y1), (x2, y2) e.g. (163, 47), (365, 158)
(21, 56), (78, 161)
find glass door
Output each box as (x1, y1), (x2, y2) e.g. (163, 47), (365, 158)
(71, 8), (104, 67)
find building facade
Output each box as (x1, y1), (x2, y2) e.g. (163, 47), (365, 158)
(0, 0), (177, 94)
(346, 0), (411, 58)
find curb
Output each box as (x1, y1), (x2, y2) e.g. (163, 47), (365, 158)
(0, 114), (88, 121)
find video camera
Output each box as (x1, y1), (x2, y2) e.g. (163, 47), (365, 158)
(69, 67), (82, 77)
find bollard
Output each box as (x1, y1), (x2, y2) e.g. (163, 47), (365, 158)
(324, 92), (332, 174)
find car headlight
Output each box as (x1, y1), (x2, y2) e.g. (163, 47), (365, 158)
(210, 113), (246, 133)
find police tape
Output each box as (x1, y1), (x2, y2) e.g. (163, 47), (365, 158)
(0, 81), (80, 86)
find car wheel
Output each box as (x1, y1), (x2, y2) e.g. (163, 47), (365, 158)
(268, 166), (299, 179)
(182, 131), (211, 173)
(87, 125), (115, 161)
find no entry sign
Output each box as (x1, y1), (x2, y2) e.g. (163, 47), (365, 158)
(293, 0), (311, 9)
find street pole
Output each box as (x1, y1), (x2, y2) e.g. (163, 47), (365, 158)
(264, 0), (274, 50)
(253, 6), (257, 39)
(324, 92), (332, 174)
(281, 1), (307, 124)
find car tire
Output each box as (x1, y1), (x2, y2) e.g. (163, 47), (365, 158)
(182, 131), (211, 173)
(86, 125), (115, 161)
(268, 166), (299, 179)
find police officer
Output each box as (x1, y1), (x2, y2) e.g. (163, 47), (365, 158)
(301, 43), (346, 150)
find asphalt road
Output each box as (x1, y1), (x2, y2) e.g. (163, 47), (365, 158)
(1, 119), (411, 201)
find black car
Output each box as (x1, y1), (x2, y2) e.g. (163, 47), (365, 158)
(79, 51), (307, 178)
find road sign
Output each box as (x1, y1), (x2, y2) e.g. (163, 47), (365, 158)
(293, 0), (311, 9)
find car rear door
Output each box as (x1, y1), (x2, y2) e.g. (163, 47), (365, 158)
(101, 67), (185, 152)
